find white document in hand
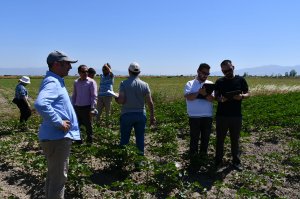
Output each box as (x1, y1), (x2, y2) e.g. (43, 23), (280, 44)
(107, 90), (118, 98)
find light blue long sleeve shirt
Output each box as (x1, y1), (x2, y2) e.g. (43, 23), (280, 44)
(34, 71), (80, 141)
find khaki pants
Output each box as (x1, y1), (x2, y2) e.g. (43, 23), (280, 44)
(40, 138), (72, 199)
(96, 96), (112, 122)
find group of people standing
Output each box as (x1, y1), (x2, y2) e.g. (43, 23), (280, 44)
(184, 60), (249, 171)
(30, 50), (155, 199)
(13, 50), (249, 198)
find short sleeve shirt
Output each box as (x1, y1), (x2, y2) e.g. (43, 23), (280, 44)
(215, 75), (249, 117)
(119, 76), (150, 114)
(15, 83), (28, 99)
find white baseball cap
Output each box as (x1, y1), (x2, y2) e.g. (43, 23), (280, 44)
(128, 62), (141, 73)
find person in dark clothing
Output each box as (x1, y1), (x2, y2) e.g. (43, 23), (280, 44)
(14, 76), (32, 130)
(214, 60), (250, 171)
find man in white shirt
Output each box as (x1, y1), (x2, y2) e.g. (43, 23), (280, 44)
(184, 63), (214, 159)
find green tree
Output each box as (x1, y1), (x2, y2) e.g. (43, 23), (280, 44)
(289, 69), (297, 77)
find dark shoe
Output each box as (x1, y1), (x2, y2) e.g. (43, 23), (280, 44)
(232, 163), (243, 171)
(74, 140), (83, 145)
(214, 161), (225, 172)
(134, 161), (144, 171)
(20, 126), (29, 132)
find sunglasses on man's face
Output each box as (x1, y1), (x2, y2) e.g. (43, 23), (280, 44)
(80, 70), (88, 73)
(222, 68), (233, 74)
(200, 71), (210, 76)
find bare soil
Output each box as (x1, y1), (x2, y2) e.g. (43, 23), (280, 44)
(0, 93), (299, 198)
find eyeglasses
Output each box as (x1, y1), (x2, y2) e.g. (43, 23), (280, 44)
(80, 70), (88, 73)
(222, 68), (233, 74)
(200, 71), (210, 76)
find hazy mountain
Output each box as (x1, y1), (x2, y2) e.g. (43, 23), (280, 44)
(0, 65), (299, 76)
(0, 67), (128, 76)
(210, 65), (300, 76)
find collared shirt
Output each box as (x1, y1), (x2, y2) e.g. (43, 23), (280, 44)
(119, 75), (150, 115)
(184, 78), (213, 117)
(72, 77), (97, 108)
(99, 73), (114, 96)
(34, 71), (80, 141)
(15, 83), (28, 99)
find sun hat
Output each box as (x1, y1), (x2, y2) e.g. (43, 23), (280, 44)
(19, 76), (31, 84)
(128, 62), (141, 73)
(47, 50), (78, 65)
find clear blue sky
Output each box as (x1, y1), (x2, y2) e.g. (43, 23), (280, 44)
(1, 0), (300, 75)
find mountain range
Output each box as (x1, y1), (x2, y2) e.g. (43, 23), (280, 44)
(210, 65), (300, 76)
(0, 65), (299, 76)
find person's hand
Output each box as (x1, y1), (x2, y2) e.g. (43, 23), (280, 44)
(104, 65), (111, 73)
(233, 94), (243, 101)
(61, 120), (71, 132)
(90, 108), (98, 115)
(206, 95), (214, 102)
(198, 87), (207, 96)
(150, 116), (156, 126)
(218, 96), (228, 103)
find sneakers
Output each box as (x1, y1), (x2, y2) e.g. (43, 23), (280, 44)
(232, 163), (243, 171)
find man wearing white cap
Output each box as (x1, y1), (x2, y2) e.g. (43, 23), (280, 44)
(34, 50), (81, 199)
(115, 62), (156, 158)
(14, 76), (31, 130)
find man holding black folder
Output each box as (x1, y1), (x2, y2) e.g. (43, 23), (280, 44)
(184, 63), (214, 161)
(214, 60), (250, 171)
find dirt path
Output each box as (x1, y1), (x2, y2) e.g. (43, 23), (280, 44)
(0, 164), (31, 198)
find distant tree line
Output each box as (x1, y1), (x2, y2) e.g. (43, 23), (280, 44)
(243, 69), (298, 78)
(285, 69), (297, 77)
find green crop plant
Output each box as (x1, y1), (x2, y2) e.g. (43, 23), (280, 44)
(0, 77), (299, 198)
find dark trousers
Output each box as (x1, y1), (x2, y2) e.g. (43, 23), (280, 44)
(16, 99), (31, 123)
(74, 105), (93, 143)
(215, 116), (242, 165)
(189, 117), (212, 155)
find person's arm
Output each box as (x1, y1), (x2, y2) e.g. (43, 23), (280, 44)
(22, 95), (31, 107)
(34, 81), (66, 129)
(115, 91), (125, 104)
(145, 93), (156, 126)
(184, 84), (212, 101)
(184, 82), (199, 100)
(115, 82), (124, 104)
(71, 81), (77, 105)
(233, 91), (250, 100)
(90, 79), (98, 109)
(233, 78), (250, 101)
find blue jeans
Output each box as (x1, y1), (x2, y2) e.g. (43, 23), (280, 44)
(120, 112), (147, 155)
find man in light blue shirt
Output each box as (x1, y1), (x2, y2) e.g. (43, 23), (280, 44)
(34, 50), (80, 199)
